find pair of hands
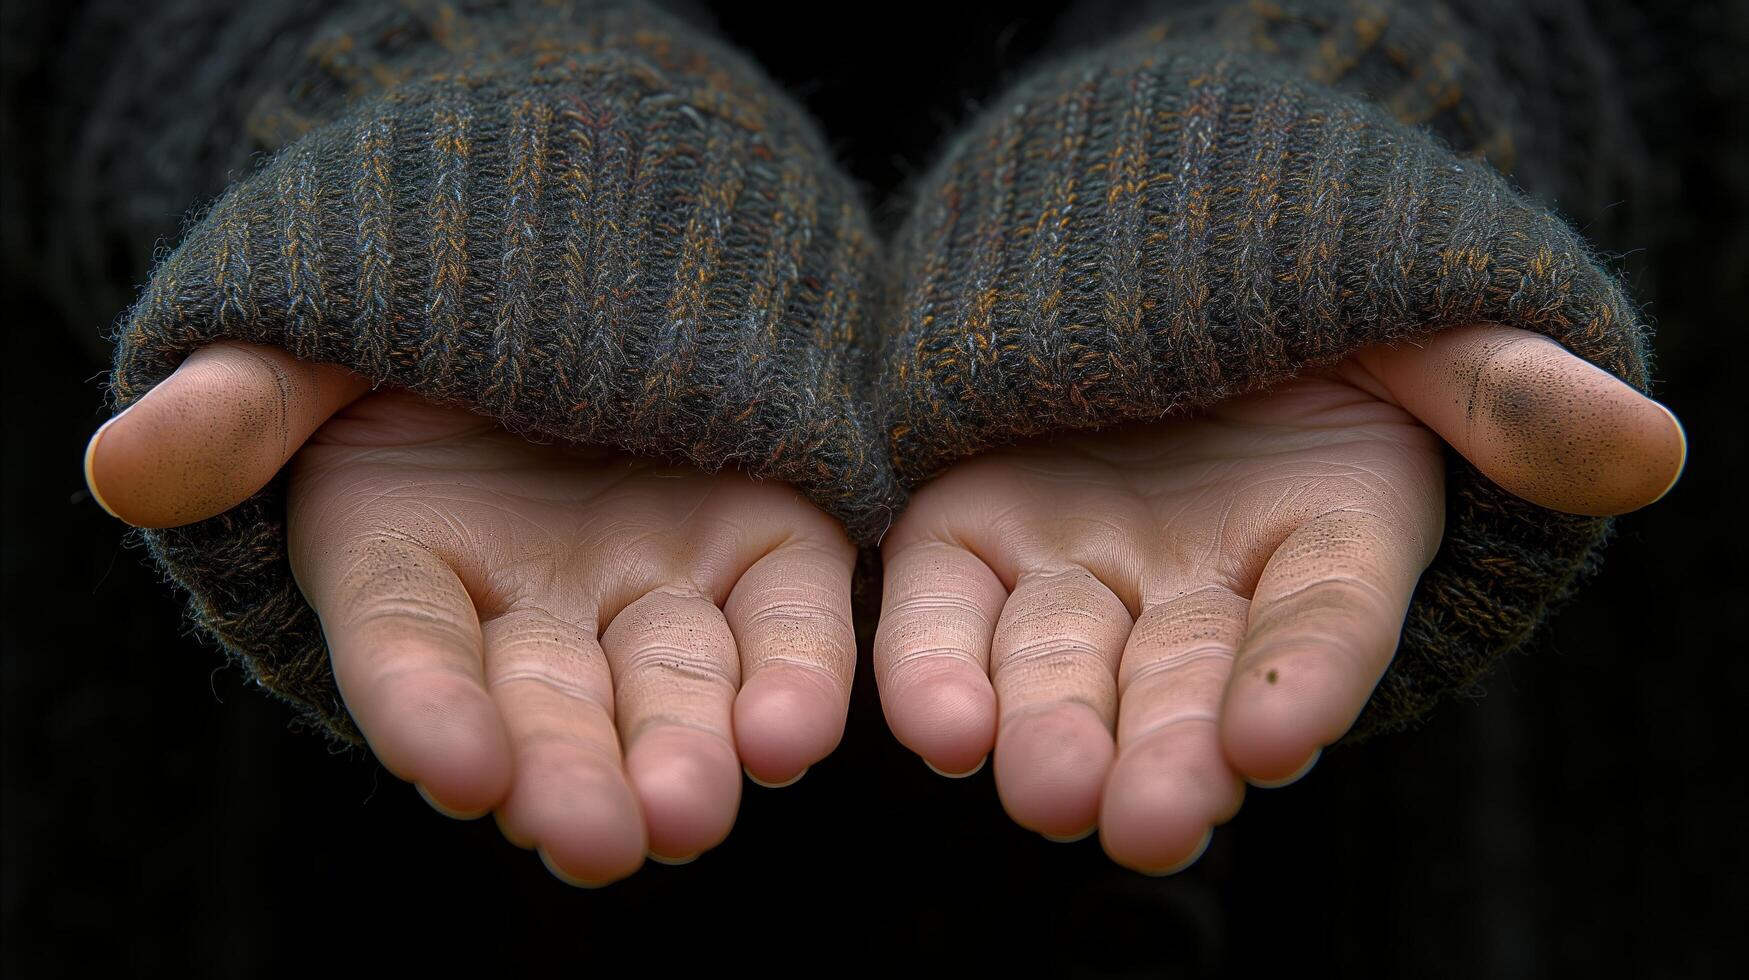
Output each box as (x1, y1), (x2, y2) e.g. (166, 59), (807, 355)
(85, 324), (1684, 884)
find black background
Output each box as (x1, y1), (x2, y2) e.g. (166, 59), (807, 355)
(3, 2), (1745, 975)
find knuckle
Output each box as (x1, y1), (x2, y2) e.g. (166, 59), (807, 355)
(742, 596), (853, 645)
(511, 724), (621, 766)
(619, 644), (739, 691)
(1123, 708), (1221, 745)
(881, 644), (986, 680)
(345, 595), (477, 656)
(885, 591), (995, 621)
(1120, 642), (1234, 692)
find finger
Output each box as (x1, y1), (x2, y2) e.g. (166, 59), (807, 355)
(1219, 507), (1437, 783)
(724, 538), (857, 787)
(873, 541), (1007, 777)
(1101, 587), (1248, 874)
(288, 528), (512, 818)
(483, 609), (646, 885)
(86, 341), (370, 528)
(989, 566), (1131, 839)
(602, 587), (743, 862)
(1358, 323), (1686, 516)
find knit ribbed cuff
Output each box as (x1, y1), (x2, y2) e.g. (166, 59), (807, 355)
(109, 1), (896, 742)
(1050, 0), (1644, 228)
(881, 39), (1651, 739)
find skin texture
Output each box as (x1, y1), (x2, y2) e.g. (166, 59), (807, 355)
(87, 343), (858, 885)
(874, 324), (1686, 873)
(84, 325), (1684, 882)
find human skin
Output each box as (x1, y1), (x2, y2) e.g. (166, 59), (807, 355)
(874, 323), (1685, 872)
(86, 344), (858, 885)
(84, 324), (1684, 882)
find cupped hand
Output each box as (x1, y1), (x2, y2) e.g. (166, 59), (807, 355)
(86, 342), (857, 885)
(873, 323), (1686, 874)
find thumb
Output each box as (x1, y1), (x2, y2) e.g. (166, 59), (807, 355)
(85, 341), (370, 528)
(1355, 323), (1686, 517)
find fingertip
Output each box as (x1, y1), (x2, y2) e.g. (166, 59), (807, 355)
(925, 754), (987, 779)
(539, 848), (620, 889)
(359, 673), (513, 815)
(84, 352), (259, 528)
(494, 809), (534, 849)
(1221, 715), (1326, 787)
(1367, 324), (1690, 517)
(1042, 826), (1096, 844)
(733, 668), (844, 785)
(1219, 655), (1344, 783)
(500, 760), (647, 883)
(83, 412), (127, 523)
(84, 395), (174, 527)
(83, 342), (369, 528)
(1573, 387), (1689, 515)
(1244, 746), (1321, 790)
(1099, 725), (1242, 871)
(1128, 827), (1214, 878)
(992, 702), (1113, 839)
(416, 781), (489, 821)
(1646, 399), (1688, 507)
(744, 766), (807, 789)
(624, 727), (741, 860)
(885, 671), (998, 777)
(874, 541), (1006, 773)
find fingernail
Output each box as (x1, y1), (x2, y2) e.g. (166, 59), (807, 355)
(1137, 828), (1214, 877)
(647, 851), (700, 866)
(1245, 747), (1322, 790)
(745, 766), (807, 789)
(538, 849), (612, 889)
(416, 782), (488, 821)
(1649, 400), (1688, 505)
(1043, 826), (1096, 844)
(83, 410), (132, 521)
(925, 755), (987, 779)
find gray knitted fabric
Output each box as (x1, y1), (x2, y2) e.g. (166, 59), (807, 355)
(88, 0), (1657, 745)
(881, 0), (1652, 739)
(105, 0), (895, 741)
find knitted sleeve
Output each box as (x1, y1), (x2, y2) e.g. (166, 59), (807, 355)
(107, 0), (897, 742)
(881, 0), (1653, 739)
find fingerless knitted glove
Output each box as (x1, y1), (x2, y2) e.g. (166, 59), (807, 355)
(882, 0), (1653, 739)
(105, 0), (896, 741)
(96, 0), (1656, 745)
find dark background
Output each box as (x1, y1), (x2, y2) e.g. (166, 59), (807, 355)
(3, 2), (1745, 975)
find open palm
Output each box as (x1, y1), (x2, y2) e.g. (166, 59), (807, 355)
(88, 344), (857, 885)
(88, 326), (1682, 881)
(874, 324), (1685, 873)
